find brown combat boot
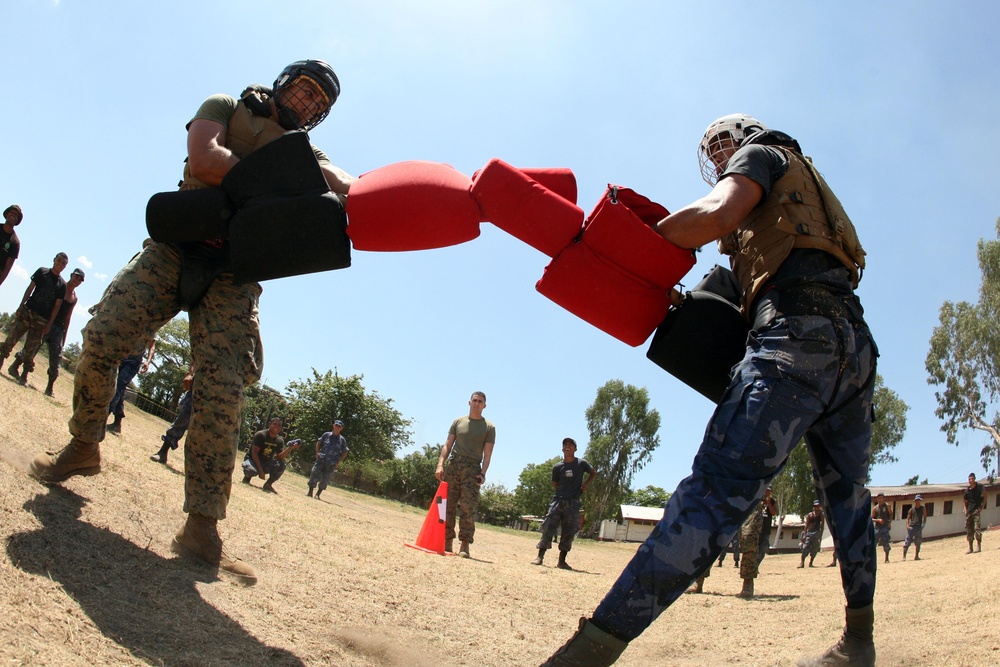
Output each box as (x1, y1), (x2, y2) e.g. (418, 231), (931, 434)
(531, 548), (546, 566)
(458, 541), (471, 558)
(541, 617), (629, 667)
(170, 513), (257, 586)
(738, 577), (754, 598)
(30, 439), (101, 483)
(796, 605), (876, 667)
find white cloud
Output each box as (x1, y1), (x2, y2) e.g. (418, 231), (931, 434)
(77, 256), (93, 269)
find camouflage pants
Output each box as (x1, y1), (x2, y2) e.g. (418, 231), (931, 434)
(802, 529), (823, 557)
(444, 456), (481, 544)
(536, 498), (582, 552)
(1, 308), (48, 372)
(70, 241), (263, 519)
(42, 325), (66, 380)
(593, 315), (878, 640)
(903, 525), (923, 550)
(965, 513), (982, 542)
(739, 511), (763, 580)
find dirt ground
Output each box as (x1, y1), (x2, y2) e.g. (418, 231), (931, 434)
(1, 372), (998, 666)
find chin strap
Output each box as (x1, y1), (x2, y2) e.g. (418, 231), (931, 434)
(240, 84), (274, 118)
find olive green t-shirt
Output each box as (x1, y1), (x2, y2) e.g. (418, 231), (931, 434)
(448, 416), (496, 462)
(188, 94), (332, 166)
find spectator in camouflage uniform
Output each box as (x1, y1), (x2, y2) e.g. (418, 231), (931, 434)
(963, 474), (984, 554)
(871, 493), (892, 563)
(543, 115), (878, 667)
(150, 370), (194, 465)
(799, 501), (825, 568)
(29, 60), (352, 587)
(307, 419), (349, 499)
(0, 204), (24, 287)
(717, 532), (740, 568)
(435, 391), (496, 559)
(531, 437), (596, 571)
(1, 252), (68, 385)
(902, 494), (925, 561)
(758, 486), (777, 566)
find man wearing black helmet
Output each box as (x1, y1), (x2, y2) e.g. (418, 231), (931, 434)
(543, 115), (876, 667)
(30, 60), (354, 587)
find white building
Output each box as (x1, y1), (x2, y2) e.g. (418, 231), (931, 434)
(598, 479), (1000, 548)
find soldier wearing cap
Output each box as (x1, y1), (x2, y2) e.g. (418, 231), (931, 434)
(307, 419), (349, 500)
(1, 252), (68, 385)
(902, 495), (926, 561)
(872, 493), (892, 563)
(1, 205), (23, 287)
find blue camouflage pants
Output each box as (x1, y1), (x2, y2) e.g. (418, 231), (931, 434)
(308, 459), (339, 492)
(536, 498), (582, 552)
(162, 390), (193, 449)
(108, 354), (143, 419)
(593, 315), (878, 640)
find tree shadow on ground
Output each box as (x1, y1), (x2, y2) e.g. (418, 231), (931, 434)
(7, 487), (304, 667)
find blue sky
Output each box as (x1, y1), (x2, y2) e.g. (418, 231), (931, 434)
(3, 1), (999, 495)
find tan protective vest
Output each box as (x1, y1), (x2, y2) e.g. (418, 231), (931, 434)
(718, 147), (866, 315)
(180, 98), (286, 191)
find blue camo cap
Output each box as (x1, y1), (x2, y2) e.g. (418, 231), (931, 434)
(333, 420), (344, 426)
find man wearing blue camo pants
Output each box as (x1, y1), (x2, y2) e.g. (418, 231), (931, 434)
(542, 114), (878, 667)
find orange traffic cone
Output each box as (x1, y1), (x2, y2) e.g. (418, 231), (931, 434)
(405, 481), (449, 555)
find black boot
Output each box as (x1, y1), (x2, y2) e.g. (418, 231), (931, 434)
(17, 367), (28, 385)
(107, 414), (123, 435)
(557, 550), (573, 570)
(8, 357), (21, 379)
(306, 485), (314, 497)
(541, 617), (629, 667)
(796, 605), (875, 667)
(44, 374), (56, 396)
(150, 442), (170, 464)
(531, 548), (546, 566)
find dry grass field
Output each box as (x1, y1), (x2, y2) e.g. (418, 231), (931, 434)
(1, 371), (998, 666)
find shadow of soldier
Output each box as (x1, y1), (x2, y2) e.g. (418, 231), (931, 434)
(7, 487), (304, 666)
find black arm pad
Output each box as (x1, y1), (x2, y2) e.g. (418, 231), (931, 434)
(229, 192), (351, 283)
(646, 290), (749, 404)
(222, 131), (330, 207)
(145, 188), (233, 242)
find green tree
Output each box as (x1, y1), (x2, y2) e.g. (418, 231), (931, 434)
(926, 219), (1000, 475)
(903, 475), (929, 486)
(285, 369), (412, 465)
(581, 380), (661, 534)
(137, 317), (192, 409)
(514, 457), (561, 516)
(625, 485), (671, 508)
(870, 374), (909, 471)
(769, 443), (816, 519)
(382, 444), (442, 507)
(61, 341), (82, 373)
(0, 311), (13, 335)
(478, 483), (520, 526)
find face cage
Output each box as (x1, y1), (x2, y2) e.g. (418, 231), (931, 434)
(697, 129), (742, 186)
(275, 74), (332, 131)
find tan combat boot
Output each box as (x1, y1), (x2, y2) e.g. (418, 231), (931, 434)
(541, 617), (629, 666)
(30, 439), (101, 483)
(170, 513), (258, 586)
(738, 577), (754, 598)
(458, 541), (471, 558)
(797, 605), (876, 667)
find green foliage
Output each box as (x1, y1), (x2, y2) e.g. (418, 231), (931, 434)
(903, 475), (929, 486)
(0, 311), (13, 335)
(61, 341), (82, 373)
(137, 317), (191, 409)
(926, 218), (1000, 474)
(478, 483), (520, 526)
(514, 457), (561, 516)
(581, 380), (661, 533)
(625, 485), (671, 508)
(769, 442), (815, 518)
(871, 374), (908, 470)
(285, 369), (412, 465)
(381, 444), (442, 507)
